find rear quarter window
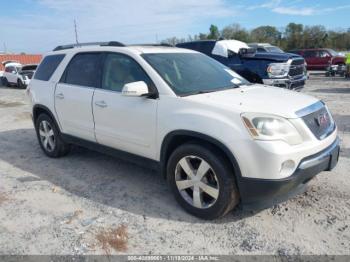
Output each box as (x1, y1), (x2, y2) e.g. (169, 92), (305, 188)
(34, 54), (65, 81)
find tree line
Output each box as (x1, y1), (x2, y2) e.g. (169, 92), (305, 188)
(162, 23), (350, 51)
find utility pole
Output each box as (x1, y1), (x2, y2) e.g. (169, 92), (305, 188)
(3, 42), (7, 53)
(74, 19), (79, 45)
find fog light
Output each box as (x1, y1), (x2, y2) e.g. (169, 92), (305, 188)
(280, 160), (296, 176)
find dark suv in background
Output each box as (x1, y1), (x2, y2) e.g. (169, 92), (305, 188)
(289, 48), (346, 71)
(177, 40), (307, 90)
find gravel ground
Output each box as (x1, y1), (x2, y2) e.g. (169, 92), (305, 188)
(0, 75), (349, 255)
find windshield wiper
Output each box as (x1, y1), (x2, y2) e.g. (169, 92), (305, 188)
(182, 85), (239, 97)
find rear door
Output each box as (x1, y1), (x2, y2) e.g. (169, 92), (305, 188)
(303, 50), (317, 70)
(55, 52), (102, 141)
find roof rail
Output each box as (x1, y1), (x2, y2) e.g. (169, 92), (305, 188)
(130, 43), (174, 47)
(53, 41), (125, 51)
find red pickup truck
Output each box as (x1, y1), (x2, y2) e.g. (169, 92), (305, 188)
(289, 48), (345, 70)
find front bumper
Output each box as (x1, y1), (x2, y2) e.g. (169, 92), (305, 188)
(263, 75), (307, 90)
(237, 137), (340, 210)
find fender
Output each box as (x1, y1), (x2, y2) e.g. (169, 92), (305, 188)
(160, 130), (243, 181)
(32, 104), (62, 132)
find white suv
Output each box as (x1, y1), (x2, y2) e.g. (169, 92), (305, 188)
(27, 42), (339, 219)
(2, 61), (37, 88)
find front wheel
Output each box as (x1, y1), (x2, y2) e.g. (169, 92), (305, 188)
(35, 114), (70, 158)
(3, 77), (10, 87)
(167, 143), (239, 220)
(17, 79), (25, 89)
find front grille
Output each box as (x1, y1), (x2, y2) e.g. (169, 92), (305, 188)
(302, 106), (335, 140)
(289, 58), (305, 77)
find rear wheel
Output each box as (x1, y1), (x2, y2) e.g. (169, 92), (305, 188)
(167, 143), (239, 219)
(35, 114), (70, 158)
(17, 79), (25, 89)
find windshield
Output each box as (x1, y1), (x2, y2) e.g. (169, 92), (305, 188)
(142, 53), (249, 96)
(265, 46), (284, 53)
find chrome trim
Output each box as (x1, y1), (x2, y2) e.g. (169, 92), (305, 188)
(299, 137), (340, 170)
(295, 101), (324, 117)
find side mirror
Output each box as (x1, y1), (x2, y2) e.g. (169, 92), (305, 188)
(122, 81), (150, 97)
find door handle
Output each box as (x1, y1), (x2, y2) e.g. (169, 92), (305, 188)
(95, 100), (108, 108)
(55, 93), (64, 99)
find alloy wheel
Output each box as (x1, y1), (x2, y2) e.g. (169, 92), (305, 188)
(39, 120), (55, 152)
(175, 156), (219, 209)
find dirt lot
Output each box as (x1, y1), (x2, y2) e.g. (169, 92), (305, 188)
(0, 76), (349, 255)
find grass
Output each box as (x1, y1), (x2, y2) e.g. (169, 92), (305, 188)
(96, 225), (128, 254)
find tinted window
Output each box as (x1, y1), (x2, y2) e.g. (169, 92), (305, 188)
(63, 53), (101, 87)
(303, 51), (316, 58)
(5, 66), (13, 73)
(318, 51), (330, 58)
(177, 42), (199, 51)
(198, 42), (215, 55)
(102, 53), (153, 92)
(143, 53), (248, 96)
(257, 48), (266, 52)
(34, 54), (65, 81)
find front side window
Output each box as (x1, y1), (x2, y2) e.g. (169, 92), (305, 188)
(102, 53), (153, 92)
(318, 51), (330, 58)
(63, 53), (101, 87)
(142, 52), (248, 96)
(34, 54), (65, 81)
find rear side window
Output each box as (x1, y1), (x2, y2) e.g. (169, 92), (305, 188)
(198, 42), (215, 55)
(34, 54), (65, 81)
(303, 51), (316, 58)
(62, 53), (101, 88)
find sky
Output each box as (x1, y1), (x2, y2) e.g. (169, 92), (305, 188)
(0, 0), (348, 53)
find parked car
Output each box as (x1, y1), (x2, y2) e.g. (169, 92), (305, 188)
(248, 43), (284, 53)
(27, 42), (339, 219)
(2, 61), (37, 88)
(176, 40), (307, 90)
(289, 48), (346, 71)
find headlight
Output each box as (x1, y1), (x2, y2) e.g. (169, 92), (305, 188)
(241, 113), (303, 145)
(267, 63), (290, 78)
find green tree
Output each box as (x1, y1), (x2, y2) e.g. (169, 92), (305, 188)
(208, 24), (220, 40)
(221, 23), (250, 42)
(302, 25), (327, 48)
(250, 26), (280, 44)
(284, 23), (304, 50)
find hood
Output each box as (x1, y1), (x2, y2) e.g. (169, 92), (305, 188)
(185, 84), (318, 119)
(252, 52), (302, 62)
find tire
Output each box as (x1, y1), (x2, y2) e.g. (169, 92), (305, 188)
(35, 114), (70, 158)
(167, 143), (239, 220)
(3, 77), (10, 87)
(17, 79), (25, 89)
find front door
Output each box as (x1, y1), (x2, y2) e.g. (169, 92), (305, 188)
(55, 52), (102, 142)
(93, 53), (158, 159)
